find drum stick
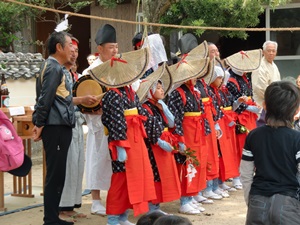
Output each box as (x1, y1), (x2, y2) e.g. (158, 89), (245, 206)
(95, 93), (105, 100)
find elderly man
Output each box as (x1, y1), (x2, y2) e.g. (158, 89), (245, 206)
(251, 41), (281, 126)
(252, 41), (281, 106)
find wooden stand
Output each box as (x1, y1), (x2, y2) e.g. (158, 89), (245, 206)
(11, 136), (34, 198)
(11, 113), (34, 198)
(0, 172), (7, 211)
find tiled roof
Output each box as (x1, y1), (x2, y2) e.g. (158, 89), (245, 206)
(0, 52), (45, 80)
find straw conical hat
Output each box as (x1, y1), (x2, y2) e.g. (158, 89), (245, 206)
(160, 66), (173, 96)
(136, 62), (172, 103)
(224, 49), (262, 73)
(185, 40), (208, 59)
(169, 57), (210, 85)
(199, 57), (215, 85)
(89, 47), (149, 88)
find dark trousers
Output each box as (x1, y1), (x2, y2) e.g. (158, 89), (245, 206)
(42, 125), (72, 225)
(246, 194), (300, 225)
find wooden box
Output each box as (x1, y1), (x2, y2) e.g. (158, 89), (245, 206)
(13, 115), (33, 136)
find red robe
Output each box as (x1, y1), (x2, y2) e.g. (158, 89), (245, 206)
(177, 112), (206, 196)
(151, 130), (181, 203)
(236, 99), (258, 165)
(218, 107), (240, 181)
(107, 110), (156, 216)
(202, 97), (219, 180)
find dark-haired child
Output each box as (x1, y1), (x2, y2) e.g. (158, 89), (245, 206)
(240, 81), (300, 225)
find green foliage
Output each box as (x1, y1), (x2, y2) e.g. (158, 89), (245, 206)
(0, 0), (40, 50)
(160, 0), (266, 39)
(260, 0), (290, 8)
(0, 0), (92, 51)
(69, 1), (93, 12)
(173, 146), (200, 167)
(97, 0), (118, 8)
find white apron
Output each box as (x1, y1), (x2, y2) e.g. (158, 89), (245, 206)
(85, 114), (112, 190)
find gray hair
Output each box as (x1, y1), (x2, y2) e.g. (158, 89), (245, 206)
(262, 41), (278, 51)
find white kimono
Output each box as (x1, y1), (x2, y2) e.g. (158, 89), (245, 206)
(83, 58), (112, 190)
(85, 114), (112, 190)
(60, 111), (85, 208)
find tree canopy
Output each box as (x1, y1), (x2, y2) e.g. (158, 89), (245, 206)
(0, 0), (40, 51)
(0, 0), (91, 52)
(159, 0), (290, 39)
(0, 0), (291, 51)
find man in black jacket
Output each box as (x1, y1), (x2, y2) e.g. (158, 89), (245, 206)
(32, 31), (97, 225)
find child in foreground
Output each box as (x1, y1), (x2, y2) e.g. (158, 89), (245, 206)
(240, 81), (300, 225)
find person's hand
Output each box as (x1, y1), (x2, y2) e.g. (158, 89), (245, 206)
(32, 125), (43, 142)
(157, 138), (173, 152)
(238, 96), (248, 103)
(178, 142), (186, 153)
(116, 146), (127, 162)
(215, 129), (222, 139)
(81, 95), (99, 106)
(214, 123), (223, 139)
(228, 121), (235, 127)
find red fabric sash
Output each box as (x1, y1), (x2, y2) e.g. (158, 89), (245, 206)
(151, 131), (181, 203)
(236, 133), (247, 167)
(222, 110), (239, 169)
(237, 110), (257, 132)
(235, 99), (258, 164)
(106, 172), (132, 215)
(202, 98), (219, 180)
(111, 114), (156, 216)
(218, 115), (240, 181)
(179, 115), (206, 194)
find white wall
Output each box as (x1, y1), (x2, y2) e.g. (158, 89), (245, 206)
(6, 79), (36, 107)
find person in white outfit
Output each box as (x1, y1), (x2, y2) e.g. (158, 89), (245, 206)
(84, 24), (118, 216)
(82, 54), (96, 75)
(251, 40), (281, 127)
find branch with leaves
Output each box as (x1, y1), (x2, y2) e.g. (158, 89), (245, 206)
(174, 146), (200, 167)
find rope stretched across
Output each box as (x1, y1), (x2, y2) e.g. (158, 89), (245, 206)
(4, 0), (300, 32)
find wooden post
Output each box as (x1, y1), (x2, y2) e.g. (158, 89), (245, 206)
(0, 172), (7, 212)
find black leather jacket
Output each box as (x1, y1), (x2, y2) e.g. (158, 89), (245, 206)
(32, 57), (75, 128)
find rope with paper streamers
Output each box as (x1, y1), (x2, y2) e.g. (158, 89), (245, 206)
(4, 0), (300, 32)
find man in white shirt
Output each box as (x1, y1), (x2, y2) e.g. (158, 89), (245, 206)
(84, 24), (118, 216)
(251, 41), (281, 126)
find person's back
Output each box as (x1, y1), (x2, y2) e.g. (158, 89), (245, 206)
(244, 125), (300, 197)
(240, 80), (300, 225)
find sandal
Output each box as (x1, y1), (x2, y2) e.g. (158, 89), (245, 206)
(72, 212), (87, 218)
(178, 203), (201, 215)
(233, 184), (243, 190)
(61, 211), (87, 219)
(59, 213), (77, 223)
